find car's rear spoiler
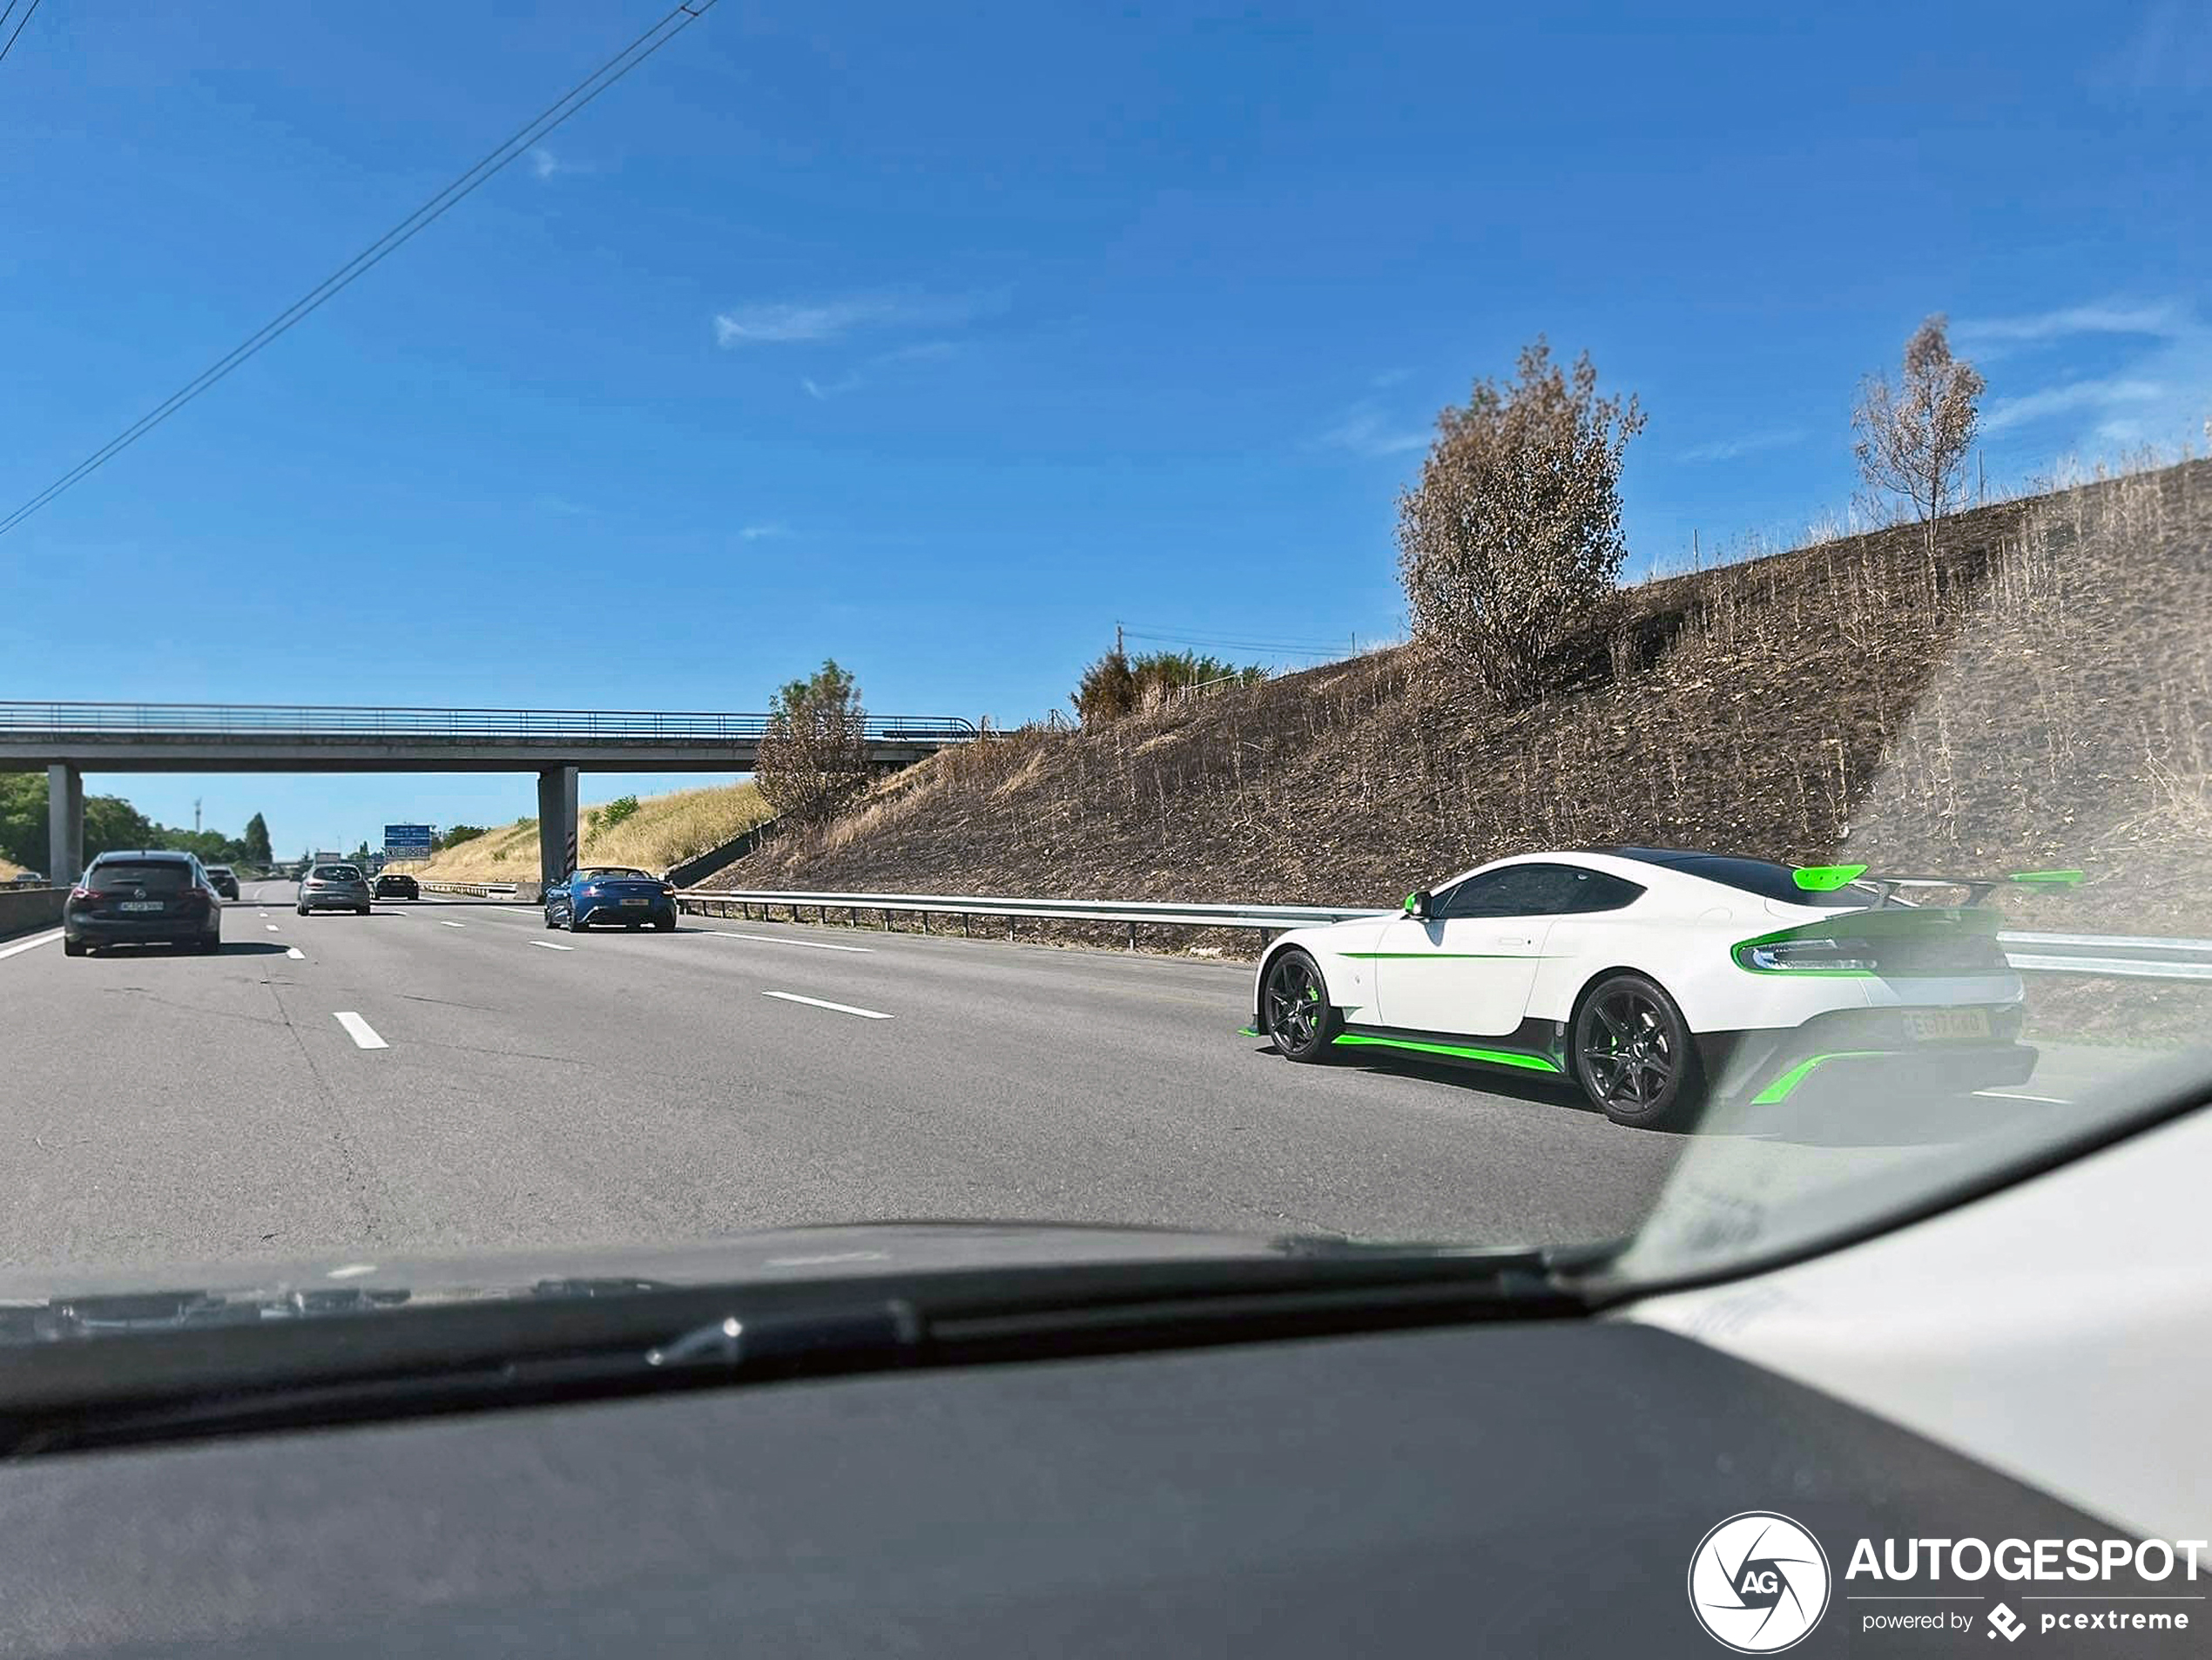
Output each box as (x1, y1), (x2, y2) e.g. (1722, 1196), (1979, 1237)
(1791, 865), (2083, 908)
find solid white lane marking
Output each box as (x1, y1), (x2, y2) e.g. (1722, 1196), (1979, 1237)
(762, 990), (893, 1021)
(326, 1263), (377, 1279)
(708, 931), (874, 955)
(1976, 1090), (2073, 1105)
(0, 929), (63, 962)
(437, 920), (465, 928)
(530, 940), (575, 951)
(333, 1012), (388, 1049)
(286, 947), (305, 960)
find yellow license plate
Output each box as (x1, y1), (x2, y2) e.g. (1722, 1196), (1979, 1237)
(1903, 1008), (1992, 1043)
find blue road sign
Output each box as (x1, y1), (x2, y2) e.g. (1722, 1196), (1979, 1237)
(383, 823), (435, 858)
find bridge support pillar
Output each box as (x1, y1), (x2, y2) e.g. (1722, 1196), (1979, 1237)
(536, 766), (577, 886)
(47, 764), (83, 883)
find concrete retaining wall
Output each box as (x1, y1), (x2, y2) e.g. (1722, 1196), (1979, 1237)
(0, 887), (66, 940)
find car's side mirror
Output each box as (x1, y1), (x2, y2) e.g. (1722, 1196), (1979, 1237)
(1404, 889), (1433, 920)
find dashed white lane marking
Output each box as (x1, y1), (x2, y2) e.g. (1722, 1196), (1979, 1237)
(0, 929), (62, 962)
(333, 1012), (388, 1049)
(762, 990), (894, 1021)
(326, 1263), (377, 1279)
(707, 932), (874, 955)
(286, 947), (305, 960)
(530, 940), (575, 951)
(436, 921), (465, 929)
(266, 924), (281, 933)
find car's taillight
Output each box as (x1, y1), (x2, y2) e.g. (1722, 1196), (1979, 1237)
(660, 883), (677, 896)
(175, 889), (208, 910)
(580, 885), (600, 897)
(1733, 935), (1878, 975)
(68, 885), (93, 902)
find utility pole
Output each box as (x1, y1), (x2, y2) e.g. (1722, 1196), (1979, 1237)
(193, 798), (202, 833)
(1115, 621), (1123, 658)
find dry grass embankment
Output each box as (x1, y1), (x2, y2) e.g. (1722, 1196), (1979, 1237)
(720, 460), (2212, 1016)
(398, 781), (771, 881)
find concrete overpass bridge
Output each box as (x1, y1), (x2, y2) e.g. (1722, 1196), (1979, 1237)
(3, 702), (974, 885)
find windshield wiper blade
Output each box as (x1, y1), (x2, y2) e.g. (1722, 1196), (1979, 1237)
(0, 1249), (1582, 1454)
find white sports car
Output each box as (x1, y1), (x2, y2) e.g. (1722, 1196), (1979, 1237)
(1251, 847), (2054, 1129)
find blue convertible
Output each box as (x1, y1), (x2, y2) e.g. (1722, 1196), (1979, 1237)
(543, 867), (678, 933)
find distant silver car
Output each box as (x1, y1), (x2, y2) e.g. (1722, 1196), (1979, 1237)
(297, 863), (374, 916)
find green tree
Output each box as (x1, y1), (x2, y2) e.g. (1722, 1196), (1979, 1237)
(435, 824), (488, 852)
(240, 812), (273, 866)
(755, 659), (869, 825)
(1397, 337), (1645, 703)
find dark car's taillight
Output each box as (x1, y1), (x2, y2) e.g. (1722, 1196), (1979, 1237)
(67, 885), (93, 904)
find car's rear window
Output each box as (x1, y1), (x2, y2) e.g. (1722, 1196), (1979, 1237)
(87, 862), (193, 892)
(311, 865), (362, 881)
(580, 868), (653, 881)
(1604, 849), (1861, 908)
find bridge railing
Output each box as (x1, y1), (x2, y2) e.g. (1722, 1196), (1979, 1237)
(0, 702), (976, 743)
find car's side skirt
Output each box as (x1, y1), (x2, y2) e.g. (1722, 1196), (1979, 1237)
(1333, 1019), (1567, 1076)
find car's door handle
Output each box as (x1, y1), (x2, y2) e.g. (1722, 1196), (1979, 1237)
(1494, 935), (1535, 947)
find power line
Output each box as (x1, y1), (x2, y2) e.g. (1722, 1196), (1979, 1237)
(0, 0), (44, 70)
(1120, 629), (1341, 660)
(0, 0), (720, 539)
(1118, 619), (1349, 651)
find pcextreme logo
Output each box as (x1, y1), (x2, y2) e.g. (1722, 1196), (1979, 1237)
(1688, 1512), (1833, 1653)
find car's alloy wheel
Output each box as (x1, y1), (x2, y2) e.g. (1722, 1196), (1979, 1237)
(1262, 948), (1339, 1063)
(1574, 974), (1700, 1130)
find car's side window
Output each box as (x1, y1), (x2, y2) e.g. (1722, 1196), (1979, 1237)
(1435, 864), (1644, 919)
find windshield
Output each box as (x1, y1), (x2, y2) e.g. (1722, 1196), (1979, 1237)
(0, 4), (2204, 1347)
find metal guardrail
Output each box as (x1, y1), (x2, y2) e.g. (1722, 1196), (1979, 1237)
(0, 701), (976, 744)
(671, 888), (2212, 977)
(419, 881), (523, 898)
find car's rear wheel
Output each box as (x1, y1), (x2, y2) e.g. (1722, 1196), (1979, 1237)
(199, 931), (220, 954)
(296, 904), (308, 917)
(1573, 973), (1702, 1130)
(1261, 948), (1340, 1063)
(567, 913), (587, 933)
(656, 914), (676, 932)
(356, 906), (371, 917)
(63, 936), (85, 958)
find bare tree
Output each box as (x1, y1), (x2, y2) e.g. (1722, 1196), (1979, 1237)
(754, 659), (870, 825)
(1395, 338), (1645, 703)
(1852, 315), (1985, 557)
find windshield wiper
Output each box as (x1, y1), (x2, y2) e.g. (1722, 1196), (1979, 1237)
(0, 1248), (1581, 1454)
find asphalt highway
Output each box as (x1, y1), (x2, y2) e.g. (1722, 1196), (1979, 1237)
(2, 882), (2123, 1281)
(0, 880), (1704, 1276)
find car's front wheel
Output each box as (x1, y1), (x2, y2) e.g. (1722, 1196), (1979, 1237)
(1261, 948), (1340, 1063)
(1573, 973), (1703, 1130)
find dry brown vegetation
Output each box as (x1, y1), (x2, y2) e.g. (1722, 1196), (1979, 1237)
(725, 461), (2210, 974)
(398, 781), (771, 881)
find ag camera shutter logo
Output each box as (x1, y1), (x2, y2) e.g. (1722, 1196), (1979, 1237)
(1688, 1512), (1832, 1652)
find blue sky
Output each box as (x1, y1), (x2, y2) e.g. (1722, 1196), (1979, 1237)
(2, 0), (2206, 852)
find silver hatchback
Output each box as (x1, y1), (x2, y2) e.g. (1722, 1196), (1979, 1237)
(297, 863), (374, 916)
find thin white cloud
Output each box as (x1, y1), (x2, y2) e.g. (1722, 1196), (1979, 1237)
(529, 147), (561, 180)
(712, 292), (998, 348)
(800, 372), (864, 402)
(1316, 402), (1430, 459)
(1953, 301), (2187, 352)
(1679, 426), (1805, 463)
(2095, 2), (2212, 93)
(739, 523), (790, 541)
(1986, 376), (2166, 432)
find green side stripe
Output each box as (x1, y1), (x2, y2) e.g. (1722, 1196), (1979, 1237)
(1791, 863), (1869, 892)
(1236, 1025), (1260, 1037)
(1751, 1049), (1890, 1104)
(1332, 1033), (1561, 1072)
(2007, 869), (2084, 887)
(1339, 951), (1546, 960)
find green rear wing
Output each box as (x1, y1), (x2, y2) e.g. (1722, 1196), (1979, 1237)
(1791, 864), (2083, 908)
